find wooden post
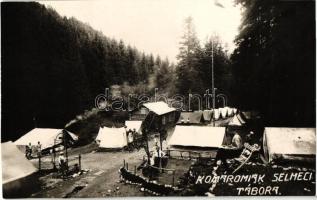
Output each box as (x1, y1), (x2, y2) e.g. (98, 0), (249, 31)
(123, 159), (126, 168)
(79, 154), (81, 171)
(134, 166), (137, 174)
(38, 154), (41, 171)
(127, 163), (129, 171)
(172, 170), (175, 186)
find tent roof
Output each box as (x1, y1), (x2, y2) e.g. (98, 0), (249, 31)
(143, 101), (176, 116)
(2, 142), (38, 184)
(177, 112), (204, 124)
(14, 128), (78, 150)
(125, 121), (142, 132)
(219, 107), (228, 118)
(228, 114), (246, 126)
(96, 127), (127, 148)
(264, 127), (316, 162)
(168, 126), (226, 148)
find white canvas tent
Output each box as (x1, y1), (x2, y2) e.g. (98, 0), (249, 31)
(263, 127), (316, 163)
(2, 142), (38, 196)
(14, 128), (78, 150)
(125, 120), (142, 134)
(96, 127), (127, 149)
(168, 126), (226, 148)
(219, 107), (228, 118)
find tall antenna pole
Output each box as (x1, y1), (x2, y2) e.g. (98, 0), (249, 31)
(212, 40), (215, 127)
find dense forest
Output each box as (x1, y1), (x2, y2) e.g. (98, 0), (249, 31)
(231, 0), (315, 127)
(1, 2), (172, 141)
(1, 1), (315, 141)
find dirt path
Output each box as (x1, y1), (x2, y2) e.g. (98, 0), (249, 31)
(31, 148), (147, 197)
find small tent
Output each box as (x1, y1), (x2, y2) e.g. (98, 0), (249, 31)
(227, 107), (233, 117)
(213, 109), (220, 120)
(177, 112), (204, 124)
(96, 127), (127, 149)
(202, 110), (213, 122)
(263, 127), (316, 163)
(168, 126), (226, 148)
(2, 142), (38, 197)
(228, 114), (246, 126)
(125, 120), (142, 134)
(14, 128), (78, 152)
(219, 107), (228, 118)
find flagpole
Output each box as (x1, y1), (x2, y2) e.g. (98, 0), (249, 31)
(212, 40), (216, 127)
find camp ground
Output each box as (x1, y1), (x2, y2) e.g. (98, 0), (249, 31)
(14, 128), (78, 154)
(96, 127), (128, 150)
(167, 126), (226, 158)
(263, 127), (316, 163)
(2, 142), (39, 197)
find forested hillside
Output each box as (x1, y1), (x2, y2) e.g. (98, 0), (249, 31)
(231, 0), (315, 127)
(1, 2), (171, 141)
(1, 0), (315, 141)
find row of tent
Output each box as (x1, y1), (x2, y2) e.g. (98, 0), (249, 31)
(11, 121), (143, 152)
(93, 123), (316, 164)
(2, 126), (315, 196)
(168, 126), (316, 163)
(177, 107), (238, 124)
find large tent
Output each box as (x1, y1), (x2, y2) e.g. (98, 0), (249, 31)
(2, 142), (38, 197)
(168, 126), (226, 148)
(14, 128), (78, 151)
(125, 120), (142, 134)
(96, 127), (127, 149)
(263, 127), (316, 163)
(177, 112), (204, 124)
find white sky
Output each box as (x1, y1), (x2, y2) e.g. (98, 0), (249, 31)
(40, 0), (242, 63)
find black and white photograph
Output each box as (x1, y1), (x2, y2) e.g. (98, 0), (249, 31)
(1, 0), (316, 197)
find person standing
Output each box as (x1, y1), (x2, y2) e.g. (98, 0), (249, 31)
(26, 142), (32, 159)
(231, 132), (243, 149)
(36, 141), (42, 157)
(58, 152), (67, 179)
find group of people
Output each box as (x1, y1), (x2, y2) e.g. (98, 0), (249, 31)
(25, 141), (42, 159)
